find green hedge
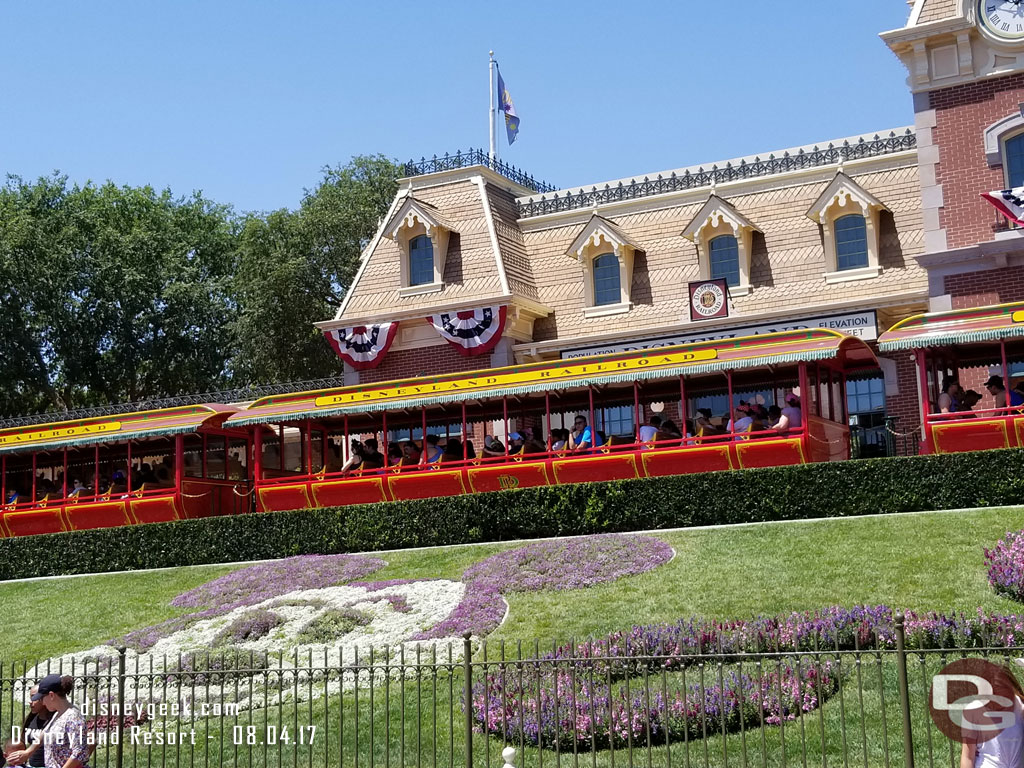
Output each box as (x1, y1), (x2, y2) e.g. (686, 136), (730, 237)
(3, 449), (1024, 581)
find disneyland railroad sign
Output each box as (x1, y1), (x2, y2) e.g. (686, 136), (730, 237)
(688, 279), (729, 322)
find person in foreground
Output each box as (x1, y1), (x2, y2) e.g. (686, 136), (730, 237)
(27, 674), (89, 768)
(960, 661), (1024, 768)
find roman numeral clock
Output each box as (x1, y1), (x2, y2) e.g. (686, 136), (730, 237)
(981, 0), (1024, 40)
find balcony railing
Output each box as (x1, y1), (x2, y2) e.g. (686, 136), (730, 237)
(401, 149), (556, 193)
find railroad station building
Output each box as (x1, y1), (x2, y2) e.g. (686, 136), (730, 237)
(316, 0), (1024, 455)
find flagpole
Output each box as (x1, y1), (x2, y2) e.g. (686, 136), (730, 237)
(488, 51), (497, 165)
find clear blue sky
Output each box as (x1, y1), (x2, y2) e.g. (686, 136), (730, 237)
(0, 1), (913, 214)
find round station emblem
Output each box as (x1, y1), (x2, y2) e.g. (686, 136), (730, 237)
(691, 281), (726, 318)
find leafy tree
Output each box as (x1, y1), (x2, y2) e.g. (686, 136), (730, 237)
(231, 154), (399, 384)
(0, 175), (238, 416)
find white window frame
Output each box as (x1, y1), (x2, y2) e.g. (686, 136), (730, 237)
(385, 198), (452, 297)
(682, 195), (759, 297)
(567, 215), (637, 318)
(806, 173), (887, 285)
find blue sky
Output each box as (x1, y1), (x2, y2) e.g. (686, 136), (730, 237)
(0, 1), (913, 213)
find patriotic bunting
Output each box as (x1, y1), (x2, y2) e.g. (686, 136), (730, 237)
(982, 187), (1024, 226)
(428, 305), (507, 357)
(324, 322), (400, 370)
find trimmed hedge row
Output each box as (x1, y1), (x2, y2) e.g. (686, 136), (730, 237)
(3, 448), (1024, 581)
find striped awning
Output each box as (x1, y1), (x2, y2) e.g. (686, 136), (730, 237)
(0, 404), (236, 456)
(226, 329), (878, 426)
(877, 301), (1024, 352)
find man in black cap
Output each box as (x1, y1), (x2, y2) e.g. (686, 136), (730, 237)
(984, 375), (1024, 410)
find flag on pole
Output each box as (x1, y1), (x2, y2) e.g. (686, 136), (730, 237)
(982, 187), (1024, 226)
(496, 68), (519, 145)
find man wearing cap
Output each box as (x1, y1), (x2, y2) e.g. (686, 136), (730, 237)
(507, 432), (525, 456)
(984, 375), (1024, 410)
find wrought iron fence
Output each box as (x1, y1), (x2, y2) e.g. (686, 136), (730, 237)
(0, 615), (1015, 768)
(516, 130), (917, 218)
(401, 150), (556, 194)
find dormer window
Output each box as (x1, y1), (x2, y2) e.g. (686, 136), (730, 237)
(834, 214), (869, 271)
(566, 215), (639, 319)
(592, 253), (621, 306)
(709, 235), (740, 286)
(1006, 132), (1024, 187)
(682, 195), (760, 298)
(806, 173), (887, 284)
(384, 196), (454, 297)
(409, 235), (434, 286)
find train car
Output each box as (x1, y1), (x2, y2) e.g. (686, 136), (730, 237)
(221, 329), (879, 513)
(877, 299), (1024, 455)
(0, 404), (251, 537)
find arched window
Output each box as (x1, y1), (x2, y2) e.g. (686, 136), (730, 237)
(409, 235), (434, 286)
(709, 235), (740, 287)
(834, 215), (869, 271)
(592, 253), (620, 306)
(1006, 133), (1024, 188)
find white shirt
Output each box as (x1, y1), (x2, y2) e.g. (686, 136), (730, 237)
(729, 416), (753, 434)
(638, 425), (658, 442)
(975, 697), (1024, 768)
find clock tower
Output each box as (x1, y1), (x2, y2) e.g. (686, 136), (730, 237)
(883, 0), (1024, 310)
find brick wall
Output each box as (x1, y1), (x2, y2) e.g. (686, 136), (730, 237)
(930, 72), (1024, 249)
(360, 344), (484, 384)
(944, 264), (1024, 308)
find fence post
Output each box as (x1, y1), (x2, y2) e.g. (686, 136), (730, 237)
(464, 633), (473, 768)
(894, 612), (915, 768)
(115, 647), (126, 768)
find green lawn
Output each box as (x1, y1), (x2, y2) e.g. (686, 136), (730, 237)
(3, 505), (1024, 663)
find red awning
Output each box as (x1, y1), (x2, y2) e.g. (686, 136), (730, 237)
(878, 301), (1024, 352)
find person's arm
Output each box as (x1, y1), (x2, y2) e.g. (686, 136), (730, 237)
(960, 741), (976, 768)
(577, 429), (592, 450)
(6, 740), (39, 765)
(774, 413), (790, 432)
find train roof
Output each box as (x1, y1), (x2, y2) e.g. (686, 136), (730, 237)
(225, 329), (878, 427)
(878, 300), (1024, 352)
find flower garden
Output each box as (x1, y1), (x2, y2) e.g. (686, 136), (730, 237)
(6, 506), (1024, 764)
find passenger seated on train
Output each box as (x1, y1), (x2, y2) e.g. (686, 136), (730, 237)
(465, 439), (477, 460)
(340, 439), (364, 474)
(750, 404), (770, 432)
(694, 409), (715, 436)
(959, 389), (982, 417)
(550, 428), (569, 451)
(656, 419), (683, 441)
(482, 435), (506, 457)
(442, 438), (464, 462)
(771, 393), (802, 432)
(522, 426), (546, 454)
(4, 488), (20, 506)
(400, 441), (421, 464)
(424, 435), (443, 463)
(767, 405), (782, 427)
(727, 404), (754, 437)
(569, 415), (603, 451)
(507, 432), (525, 455)
(155, 456), (175, 487)
(139, 462), (157, 486)
(937, 376), (961, 414)
(360, 439), (385, 470)
(111, 471), (128, 497)
(984, 375), (1024, 409)
(69, 478), (85, 497)
(639, 415), (661, 444)
(387, 445), (404, 466)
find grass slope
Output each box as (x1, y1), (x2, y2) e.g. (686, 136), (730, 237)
(3, 506), (1023, 662)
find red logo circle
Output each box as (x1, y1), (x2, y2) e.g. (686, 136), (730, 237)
(929, 658), (1019, 744)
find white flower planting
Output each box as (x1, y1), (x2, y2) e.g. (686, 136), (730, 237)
(23, 579), (469, 716)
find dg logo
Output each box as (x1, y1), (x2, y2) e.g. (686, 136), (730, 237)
(930, 658), (1020, 743)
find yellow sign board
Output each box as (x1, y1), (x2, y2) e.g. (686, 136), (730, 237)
(315, 349), (719, 408)
(0, 421), (122, 447)
(1012, 311), (1024, 323)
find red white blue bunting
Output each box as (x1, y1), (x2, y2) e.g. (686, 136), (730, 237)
(427, 305), (507, 357)
(324, 322), (400, 370)
(982, 187), (1024, 226)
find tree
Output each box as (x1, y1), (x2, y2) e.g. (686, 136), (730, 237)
(231, 154), (399, 384)
(0, 175), (238, 416)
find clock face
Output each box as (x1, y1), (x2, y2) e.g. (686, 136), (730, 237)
(979, 0), (1024, 40)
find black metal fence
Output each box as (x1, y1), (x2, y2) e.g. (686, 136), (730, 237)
(0, 616), (1007, 768)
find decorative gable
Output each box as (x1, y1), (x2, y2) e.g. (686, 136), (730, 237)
(566, 215), (640, 318)
(807, 173), (889, 284)
(682, 195), (760, 297)
(383, 196), (455, 297)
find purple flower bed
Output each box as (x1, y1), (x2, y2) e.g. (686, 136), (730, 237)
(471, 662), (837, 750)
(417, 535), (672, 641)
(116, 554), (386, 651)
(463, 535), (673, 594)
(173, 555), (386, 611)
(213, 609), (283, 645)
(986, 531), (1024, 602)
